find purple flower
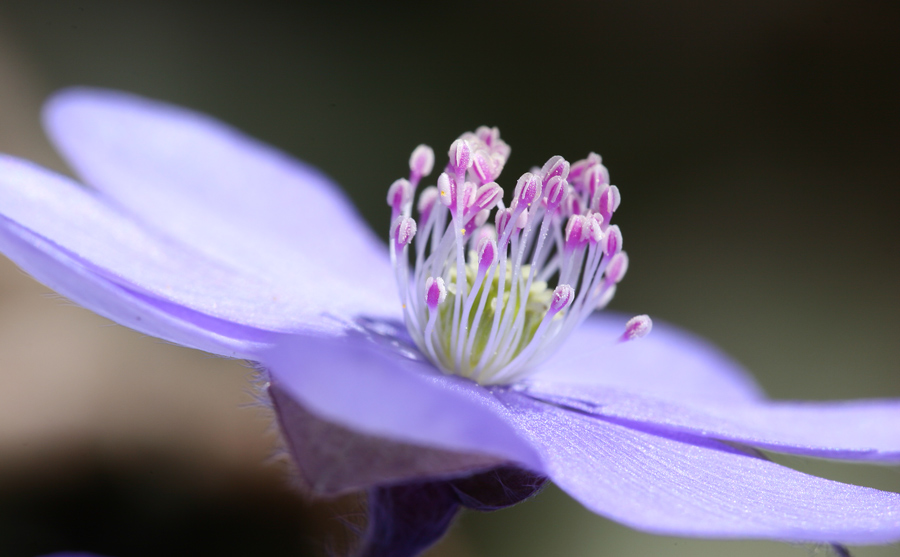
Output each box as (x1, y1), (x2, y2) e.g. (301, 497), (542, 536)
(1, 88), (899, 557)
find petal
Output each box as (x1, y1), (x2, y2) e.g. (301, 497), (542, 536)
(0, 155), (295, 356)
(269, 381), (504, 496)
(522, 383), (900, 462)
(0, 156), (387, 356)
(261, 321), (542, 478)
(43, 88), (399, 323)
(497, 390), (900, 544)
(529, 314), (765, 403)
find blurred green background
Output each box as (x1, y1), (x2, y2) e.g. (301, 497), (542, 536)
(0, 1), (897, 556)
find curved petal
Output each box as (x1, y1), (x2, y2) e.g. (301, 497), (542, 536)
(0, 213), (272, 357)
(269, 380), (505, 496)
(0, 156), (388, 350)
(528, 314), (765, 403)
(0, 155), (299, 355)
(261, 321), (542, 477)
(43, 88), (399, 323)
(521, 383), (900, 462)
(497, 390), (900, 544)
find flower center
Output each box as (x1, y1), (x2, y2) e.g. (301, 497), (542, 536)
(387, 127), (643, 385)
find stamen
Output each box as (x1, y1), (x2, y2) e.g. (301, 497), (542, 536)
(390, 216), (417, 250)
(621, 314), (653, 342)
(387, 128), (646, 384)
(409, 144), (435, 186)
(387, 178), (413, 221)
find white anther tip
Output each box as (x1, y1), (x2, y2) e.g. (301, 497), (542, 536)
(621, 315), (652, 342)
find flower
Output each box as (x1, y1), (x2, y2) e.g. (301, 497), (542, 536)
(1, 88), (898, 557)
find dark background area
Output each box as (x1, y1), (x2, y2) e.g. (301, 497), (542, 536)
(0, 1), (897, 556)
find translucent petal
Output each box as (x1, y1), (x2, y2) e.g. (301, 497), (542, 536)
(261, 323), (542, 474)
(529, 315), (764, 403)
(43, 88), (399, 326)
(497, 390), (900, 544)
(521, 382), (900, 461)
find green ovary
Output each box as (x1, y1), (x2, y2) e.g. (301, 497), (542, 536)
(436, 254), (553, 375)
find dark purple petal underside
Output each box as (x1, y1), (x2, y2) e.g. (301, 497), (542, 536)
(356, 482), (460, 557)
(449, 466), (547, 511)
(356, 467), (546, 557)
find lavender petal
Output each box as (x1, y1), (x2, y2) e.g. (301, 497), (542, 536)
(497, 389), (900, 544)
(523, 382), (900, 461)
(528, 315), (765, 404)
(262, 326), (542, 485)
(43, 88), (400, 328)
(0, 155), (391, 356)
(268, 380), (504, 497)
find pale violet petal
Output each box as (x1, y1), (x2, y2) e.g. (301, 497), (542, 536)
(0, 155), (351, 354)
(528, 315), (765, 403)
(0, 213), (273, 357)
(521, 383), (900, 461)
(497, 390), (900, 544)
(43, 87), (399, 324)
(260, 323), (542, 476)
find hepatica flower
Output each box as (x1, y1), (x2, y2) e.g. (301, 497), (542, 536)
(2, 89), (899, 557)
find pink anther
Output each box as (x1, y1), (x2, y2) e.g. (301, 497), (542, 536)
(586, 212), (604, 244)
(472, 150), (497, 184)
(387, 178), (413, 215)
(597, 185), (621, 223)
(585, 164), (606, 197)
(477, 236), (498, 273)
(541, 155), (570, 185)
(549, 284), (575, 315)
(544, 176), (568, 211)
(565, 215), (587, 250)
(621, 314), (652, 341)
(472, 182), (503, 214)
(568, 152), (602, 187)
(448, 139), (473, 174)
(425, 276), (447, 310)
(604, 224), (623, 256)
(390, 216), (417, 249)
(514, 172), (542, 208)
(409, 144), (435, 183)
(605, 251), (629, 284)
(437, 172), (455, 208)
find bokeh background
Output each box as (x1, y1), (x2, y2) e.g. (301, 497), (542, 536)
(0, 1), (898, 556)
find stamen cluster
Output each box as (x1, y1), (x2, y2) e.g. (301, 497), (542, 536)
(388, 127), (636, 385)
